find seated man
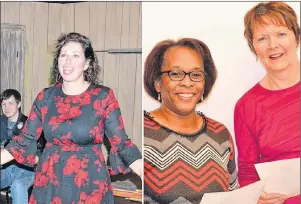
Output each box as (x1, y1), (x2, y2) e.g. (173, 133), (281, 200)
(0, 89), (45, 204)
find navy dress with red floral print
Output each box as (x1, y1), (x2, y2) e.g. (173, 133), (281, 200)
(5, 83), (142, 204)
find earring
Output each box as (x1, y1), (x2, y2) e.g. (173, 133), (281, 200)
(256, 56), (258, 62)
(201, 94), (204, 101)
(158, 92), (161, 101)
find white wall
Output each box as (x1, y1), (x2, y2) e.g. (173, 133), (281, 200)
(142, 2), (300, 139)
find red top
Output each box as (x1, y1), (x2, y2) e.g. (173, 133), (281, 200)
(234, 82), (300, 204)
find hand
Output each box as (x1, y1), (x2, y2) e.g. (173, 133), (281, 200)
(0, 148), (14, 165)
(129, 159), (143, 178)
(258, 192), (288, 204)
(35, 156), (39, 164)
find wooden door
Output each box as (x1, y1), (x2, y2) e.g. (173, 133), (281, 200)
(0, 23), (25, 109)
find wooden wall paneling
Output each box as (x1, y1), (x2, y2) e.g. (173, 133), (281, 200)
(128, 2), (140, 48)
(32, 3), (49, 103)
(3, 2), (20, 24)
(48, 3), (63, 80)
(19, 2), (35, 114)
(133, 55), (142, 150)
(116, 2), (139, 141)
(74, 2), (90, 37)
(132, 2), (142, 149)
(1, 2), (5, 23)
(137, 2), (142, 49)
(103, 2), (123, 95)
(15, 26), (25, 110)
(89, 2), (107, 85)
(61, 3), (74, 34)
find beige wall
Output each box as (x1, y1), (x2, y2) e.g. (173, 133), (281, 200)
(0, 2), (142, 149)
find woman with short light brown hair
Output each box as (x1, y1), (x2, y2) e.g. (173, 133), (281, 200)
(235, 2), (300, 204)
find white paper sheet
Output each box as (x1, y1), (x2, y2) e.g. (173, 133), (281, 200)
(200, 181), (264, 204)
(255, 158), (300, 197)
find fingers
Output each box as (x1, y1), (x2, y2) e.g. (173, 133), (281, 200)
(258, 192), (288, 204)
(35, 156), (39, 164)
(262, 192), (287, 199)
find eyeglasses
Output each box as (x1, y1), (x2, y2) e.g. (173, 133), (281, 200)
(160, 70), (206, 82)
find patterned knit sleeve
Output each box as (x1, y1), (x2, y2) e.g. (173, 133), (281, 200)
(4, 89), (46, 167)
(234, 102), (260, 187)
(227, 129), (239, 191)
(103, 88), (142, 175)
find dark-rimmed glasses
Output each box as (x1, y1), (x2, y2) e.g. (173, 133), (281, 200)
(160, 70), (206, 82)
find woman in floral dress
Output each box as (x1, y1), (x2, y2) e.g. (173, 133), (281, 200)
(0, 32), (142, 204)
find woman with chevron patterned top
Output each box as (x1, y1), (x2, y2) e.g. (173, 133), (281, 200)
(143, 38), (239, 204)
(234, 2), (300, 204)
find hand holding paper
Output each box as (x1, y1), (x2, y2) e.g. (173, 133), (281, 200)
(200, 158), (300, 204)
(200, 181), (264, 204)
(257, 192), (288, 204)
(255, 158), (300, 197)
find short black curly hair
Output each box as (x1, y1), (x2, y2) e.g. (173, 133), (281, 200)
(0, 89), (22, 111)
(0, 89), (21, 104)
(51, 32), (101, 85)
(144, 38), (217, 103)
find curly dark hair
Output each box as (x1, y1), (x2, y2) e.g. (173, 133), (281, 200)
(51, 32), (101, 84)
(144, 38), (217, 103)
